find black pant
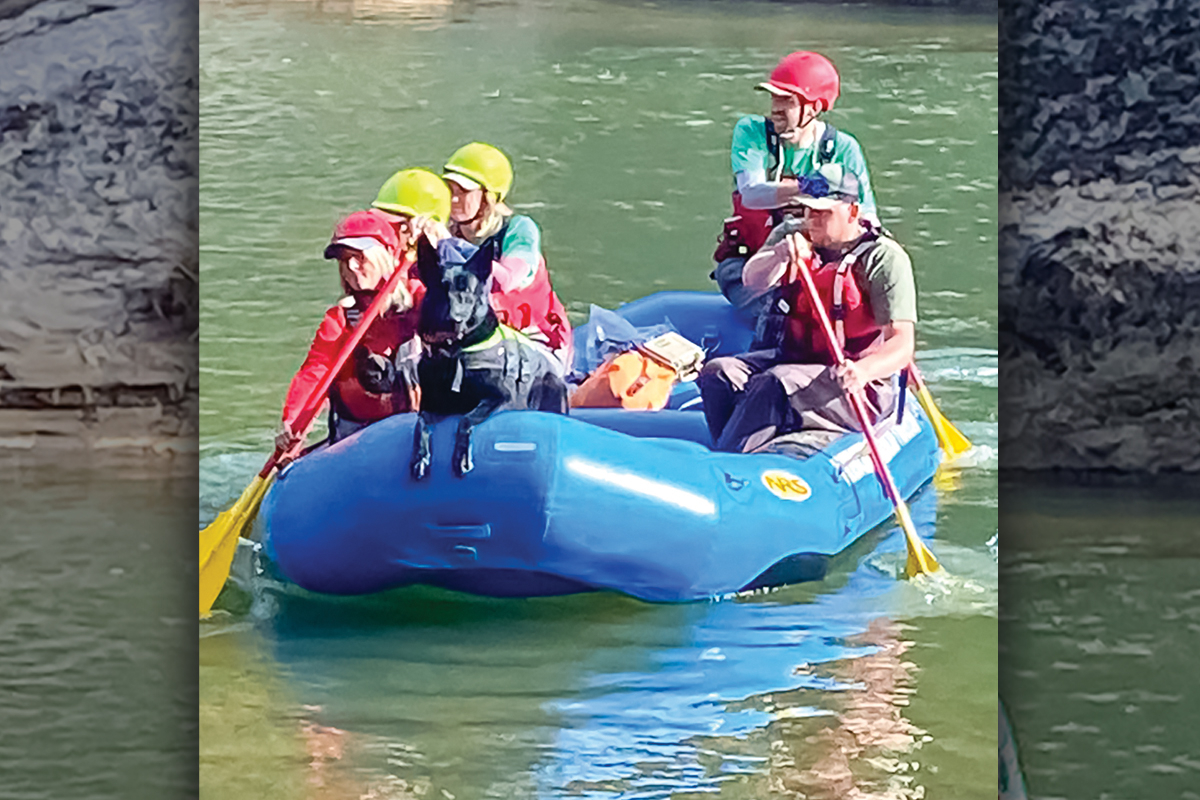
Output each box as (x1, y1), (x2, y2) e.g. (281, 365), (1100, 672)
(698, 350), (898, 453)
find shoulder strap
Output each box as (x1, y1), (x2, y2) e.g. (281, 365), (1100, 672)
(337, 295), (363, 329)
(815, 123), (837, 166)
(482, 220), (512, 255)
(763, 118), (783, 181)
(829, 232), (880, 347)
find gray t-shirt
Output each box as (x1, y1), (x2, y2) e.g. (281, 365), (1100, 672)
(763, 218), (918, 325)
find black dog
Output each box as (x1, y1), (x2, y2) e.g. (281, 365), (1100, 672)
(411, 235), (568, 480)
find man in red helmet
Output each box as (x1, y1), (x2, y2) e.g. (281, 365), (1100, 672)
(698, 164), (914, 453)
(276, 209), (424, 450)
(714, 51), (880, 318)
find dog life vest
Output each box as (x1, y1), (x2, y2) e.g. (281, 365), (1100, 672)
(484, 223), (572, 363)
(718, 120), (838, 260)
(441, 323), (539, 395)
(778, 235), (883, 365)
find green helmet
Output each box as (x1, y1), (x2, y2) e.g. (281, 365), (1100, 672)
(372, 168), (452, 223)
(443, 142), (514, 202)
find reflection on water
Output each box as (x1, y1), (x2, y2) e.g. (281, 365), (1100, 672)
(1001, 474), (1200, 800)
(201, 487), (997, 798)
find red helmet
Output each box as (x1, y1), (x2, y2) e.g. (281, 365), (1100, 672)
(324, 209), (400, 259)
(757, 51), (840, 112)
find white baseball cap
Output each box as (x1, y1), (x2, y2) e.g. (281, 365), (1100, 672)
(443, 171), (481, 191)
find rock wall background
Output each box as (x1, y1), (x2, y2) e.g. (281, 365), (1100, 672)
(999, 0), (1200, 471)
(0, 0), (197, 455)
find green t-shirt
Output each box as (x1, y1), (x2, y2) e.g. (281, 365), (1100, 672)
(764, 217), (917, 325)
(730, 114), (878, 219)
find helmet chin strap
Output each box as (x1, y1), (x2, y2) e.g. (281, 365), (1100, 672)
(786, 114), (822, 149)
(456, 194), (503, 242)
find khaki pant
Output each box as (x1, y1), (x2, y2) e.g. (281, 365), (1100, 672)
(697, 349), (898, 453)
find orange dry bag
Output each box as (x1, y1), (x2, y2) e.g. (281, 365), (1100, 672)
(570, 351), (679, 411)
(569, 332), (705, 412)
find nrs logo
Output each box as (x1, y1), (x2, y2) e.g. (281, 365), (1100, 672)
(761, 470), (812, 502)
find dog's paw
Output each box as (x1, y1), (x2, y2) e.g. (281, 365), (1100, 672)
(411, 453), (430, 482)
(453, 442), (474, 478)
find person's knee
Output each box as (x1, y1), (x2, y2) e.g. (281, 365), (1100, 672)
(745, 371), (784, 395)
(700, 357), (737, 383)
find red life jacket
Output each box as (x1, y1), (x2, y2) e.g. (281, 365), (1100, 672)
(779, 236), (883, 365)
(485, 225), (572, 363)
(722, 120), (839, 257)
(328, 315), (413, 422)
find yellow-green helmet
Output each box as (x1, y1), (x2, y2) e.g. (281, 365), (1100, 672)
(371, 168), (452, 224)
(443, 142), (514, 202)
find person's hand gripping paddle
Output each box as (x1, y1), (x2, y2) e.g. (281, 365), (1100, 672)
(199, 261), (411, 617)
(786, 234), (942, 579)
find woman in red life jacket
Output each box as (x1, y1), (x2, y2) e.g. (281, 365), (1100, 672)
(698, 164), (916, 454)
(441, 142), (573, 373)
(276, 209), (423, 450)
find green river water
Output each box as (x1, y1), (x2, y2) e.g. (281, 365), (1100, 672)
(199, 1), (997, 797)
(1001, 475), (1200, 800)
(1, 458), (197, 799)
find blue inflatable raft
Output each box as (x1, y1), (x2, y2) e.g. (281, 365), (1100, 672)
(260, 292), (941, 602)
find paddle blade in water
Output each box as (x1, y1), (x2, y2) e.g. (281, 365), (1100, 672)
(199, 474), (271, 617)
(894, 497), (942, 578)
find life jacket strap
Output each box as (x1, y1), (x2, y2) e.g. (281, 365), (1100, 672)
(460, 322), (533, 354)
(828, 235), (877, 350)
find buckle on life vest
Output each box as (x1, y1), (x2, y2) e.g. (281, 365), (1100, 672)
(829, 304), (847, 321)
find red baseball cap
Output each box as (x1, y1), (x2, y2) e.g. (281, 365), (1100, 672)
(324, 209), (400, 259)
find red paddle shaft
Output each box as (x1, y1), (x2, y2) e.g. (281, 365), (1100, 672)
(791, 253), (905, 508)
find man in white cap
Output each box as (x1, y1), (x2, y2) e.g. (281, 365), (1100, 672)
(698, 162), (916, 453)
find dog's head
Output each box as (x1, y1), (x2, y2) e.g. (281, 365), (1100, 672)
(416, 236), (498, 347)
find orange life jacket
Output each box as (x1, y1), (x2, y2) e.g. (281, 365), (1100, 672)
(779, 237), (883, 365)
(569, 333), (704, 411)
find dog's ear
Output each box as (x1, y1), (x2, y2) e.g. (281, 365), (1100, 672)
(415, 235), (440, 288)
(463, 236), (497, 282)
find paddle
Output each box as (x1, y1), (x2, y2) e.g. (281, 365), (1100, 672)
(907, 362), (972, 460)
(199, 259), (410, 617)
(788, 240), (941, 578)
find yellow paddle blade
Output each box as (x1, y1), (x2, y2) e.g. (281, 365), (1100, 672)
(894, 495), (942, 578)
(199, 473), (273, 618)
(915, 383), (972, 459)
